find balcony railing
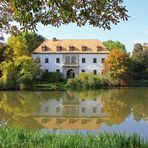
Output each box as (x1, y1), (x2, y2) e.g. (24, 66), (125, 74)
(62, 62), (79, 67)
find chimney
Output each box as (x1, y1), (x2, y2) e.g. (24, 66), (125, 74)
(53, 37), (57, 41)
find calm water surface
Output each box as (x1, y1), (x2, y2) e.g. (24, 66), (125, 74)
(0, 88), (148, 140)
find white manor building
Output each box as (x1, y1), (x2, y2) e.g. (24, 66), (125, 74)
(32, 38), (109, 78)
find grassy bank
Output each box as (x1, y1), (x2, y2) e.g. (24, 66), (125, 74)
(129, 80), (148, 87)
(32, 80), (148, 91)
(32, 82), (67, 91)
(0, 127), (147, 148)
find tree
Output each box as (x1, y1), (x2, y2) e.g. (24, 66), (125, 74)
(143, 43), (148, 50)
(103, 40), (126, 52)
(1, 0), (129, 34)
(0, 56), (41, 90)
(7, 35), (30, 57)
(0, 43), (13, 78)
(143, 49), (148, 77)
(132, 43), (143, 62)
(103, 49), (132, 84)
(0, 43), (7, 62)
(21, 32), (45, 53)
(131, 43), (148, 79)
(7, 32), (45, 56)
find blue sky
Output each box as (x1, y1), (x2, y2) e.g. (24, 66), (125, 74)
(5, 0), (148, 53)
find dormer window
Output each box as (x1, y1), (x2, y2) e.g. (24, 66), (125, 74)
(82, 45), (87, 51)
(69, 45), (74, 51)
(42, 45), (48, 51)
(97, 46), (103, 51)
(57, 45), (62, 51)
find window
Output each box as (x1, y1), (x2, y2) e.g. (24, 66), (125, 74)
(82, 107), (86, 113)
(81, 119), (87, 124)
(71, 56), (76, 63)
(69, 45), (74, 51)
(82, 58), (85, 63)
(97, 46), (103, 51)
(65, 56), (70, 63)
(93, 98), (96, 101)
(56, 58), (60, 63)
(56, 119), (63, 124)
(93, 70), (97, 75)
(45, 107), (49, 112)
(82, 45), (87, 51)
(56, 107), (60, 113)
(93, 58), (97, 63)
(45, 58), (48, 63)
(57, 45), (62, 51)
(101, 58), (105, 63)
(42, 45), (48, 51)
(81, 70), (85, 73)
(56, 69), (60, 73)
(93, 107), (97, 113)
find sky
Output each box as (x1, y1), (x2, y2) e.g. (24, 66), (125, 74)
(4, 0), (148, 53)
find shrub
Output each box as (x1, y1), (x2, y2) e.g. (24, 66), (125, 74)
(41, 71), (64, 83)
(67, 78), (75, 86)
(0, 56), (41, 90)
(67, 74), (109, 90)
(79, 73), (89, 81)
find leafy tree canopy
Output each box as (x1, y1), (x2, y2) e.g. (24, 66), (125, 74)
(0, 0), (129, 34)
(7, 32), (45, 56)
(131, 43), (143, 63)
(103, 40), (126, 52)
(143, 43), (148, 50)
(0, 43), (13, 63)
(0, 56), (41, 90)
(103, 48), (132, 80)
(131, 43), (148, 79)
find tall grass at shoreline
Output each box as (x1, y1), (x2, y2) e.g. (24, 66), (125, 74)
(0, 127), (147, 148)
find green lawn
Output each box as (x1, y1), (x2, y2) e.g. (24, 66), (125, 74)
(32, 82), (67, 90)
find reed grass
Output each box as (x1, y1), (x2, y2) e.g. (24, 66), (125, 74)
(0, 127), (147, 148)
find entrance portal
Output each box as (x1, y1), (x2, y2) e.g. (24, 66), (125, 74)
(67, 69), (75, 78)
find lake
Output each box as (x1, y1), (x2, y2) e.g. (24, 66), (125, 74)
(0, 88), (148, 140)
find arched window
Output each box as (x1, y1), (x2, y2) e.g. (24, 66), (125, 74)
(65, 56), (70, 63)
(71, 56), (76, 63)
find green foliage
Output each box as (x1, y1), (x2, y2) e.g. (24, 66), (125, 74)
(1, 1), (128, 34)
(0, 56), (41, 90)
(0, 62), (18, 89)
(132, 43), (143, 62)
(7, 32), (45, 56)
(0, 127), (147, 148)
(0, 43), (13, 63)
(131, 43), (148, 79)
(41, 71), (64, 83)
(33, 82), (67, 91)
(21, 32), (45, 53)
(79, 73), (89, 81)
(103, 49), (132, 85)
(7, 35), (30, 57)
(67, 73), (108, 90)
(103, 40), (126, 52)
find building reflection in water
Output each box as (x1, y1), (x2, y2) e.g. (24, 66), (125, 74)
(35, 91), (108, 130)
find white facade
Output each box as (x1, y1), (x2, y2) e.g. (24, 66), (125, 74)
(32, 53), (108, 78)
(32, 39), (109, 78)
(38, 97), (106, 117)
